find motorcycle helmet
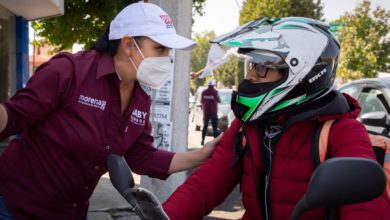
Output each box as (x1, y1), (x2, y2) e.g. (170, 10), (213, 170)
(211, 17), (340, 123)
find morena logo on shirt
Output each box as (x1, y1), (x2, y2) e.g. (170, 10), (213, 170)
(130, 109), (147, 126)
(78, 95), (107, 110)
(203, 95), (215, 100)
(160, 14), (174, 28)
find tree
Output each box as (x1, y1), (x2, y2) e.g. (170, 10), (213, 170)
(335, 0), (390, 82)
(239, 0), (323, 25)
(190, 31), (215, 93)
(193, 0), (207, 16)
(31, 0), (207, 51)
(31, 0), (134, 51)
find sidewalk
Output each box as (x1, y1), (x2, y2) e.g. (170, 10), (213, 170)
(88, 173), (139, 220)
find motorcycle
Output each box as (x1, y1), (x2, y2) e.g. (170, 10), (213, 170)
(107, 155), (386, 220)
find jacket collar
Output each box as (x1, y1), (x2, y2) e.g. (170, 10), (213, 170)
(283, 90), (360, 129)
(96, 52), (116, 79)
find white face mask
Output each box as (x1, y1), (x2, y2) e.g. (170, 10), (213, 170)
(129, 39), (173, 89)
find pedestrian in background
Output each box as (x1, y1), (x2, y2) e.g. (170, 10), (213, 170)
(200, 79), (221, 145)
(0, 2), (219, 220)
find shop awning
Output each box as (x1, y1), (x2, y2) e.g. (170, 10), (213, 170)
(0, 0), (64, 20)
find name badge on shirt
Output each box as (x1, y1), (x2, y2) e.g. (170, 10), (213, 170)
(130, 109), (147, 126)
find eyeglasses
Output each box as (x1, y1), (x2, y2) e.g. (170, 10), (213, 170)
(249, 62), (269, 78)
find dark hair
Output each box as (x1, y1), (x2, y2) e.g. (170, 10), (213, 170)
(91, 27), (120, 56)
(91, 27), (145, 56)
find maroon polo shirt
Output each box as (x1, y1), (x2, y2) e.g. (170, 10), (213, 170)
(0, 50), (174, 220)
(201, 86), (220, 115)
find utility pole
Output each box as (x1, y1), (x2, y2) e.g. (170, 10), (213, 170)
(142, 0), (193, 202)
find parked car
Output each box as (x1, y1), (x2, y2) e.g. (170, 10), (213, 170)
(191, 87), (233, 132)
(337, 78), (390, 133)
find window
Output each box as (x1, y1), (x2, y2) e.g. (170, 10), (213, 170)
(358, 88), (387, 116)
(219, 90), (233, 105)
(339, 85), (359, 99)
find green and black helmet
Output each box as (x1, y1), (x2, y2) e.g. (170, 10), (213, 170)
(211, 17), (340, 123)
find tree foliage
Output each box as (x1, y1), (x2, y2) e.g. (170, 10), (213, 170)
(335, 0), (390, 82)
(31, 0), (207, 51)
(239, 0), (323, 24)
(31, 0), (134, 51)
(193, 0), (207, 16)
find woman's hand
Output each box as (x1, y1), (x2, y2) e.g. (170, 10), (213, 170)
(168, 133), (224, 174)
(201, 133), (224, 160)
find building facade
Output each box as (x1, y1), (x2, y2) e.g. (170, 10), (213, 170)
(0, 0), (64, 150)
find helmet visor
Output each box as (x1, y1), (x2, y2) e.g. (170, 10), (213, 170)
(240, 49), (289, 69)
(227, 47), (288, 71)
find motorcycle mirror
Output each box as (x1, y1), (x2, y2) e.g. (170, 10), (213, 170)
(107, 155), (147, 220)
(290, 157), (386, 220)
(107, 154), (135, 194)
(360, 111), (390, 130)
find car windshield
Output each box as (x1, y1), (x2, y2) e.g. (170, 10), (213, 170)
(358, 88), (388, 115)
(219, 90), (232, 105)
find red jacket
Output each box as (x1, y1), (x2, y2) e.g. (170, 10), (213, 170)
(164, 92), (390, 219)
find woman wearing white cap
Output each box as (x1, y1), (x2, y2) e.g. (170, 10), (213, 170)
(0, 2), (219, 219)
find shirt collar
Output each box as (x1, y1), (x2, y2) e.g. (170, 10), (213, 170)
(134, 81), (150, 99)
(96, 52), (116, 79)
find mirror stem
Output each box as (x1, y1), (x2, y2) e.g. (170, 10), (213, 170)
(122, 189), (147, 220)
(290, 195), (309, 220)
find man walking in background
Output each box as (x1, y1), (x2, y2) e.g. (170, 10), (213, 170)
(201, 80), (220, 145)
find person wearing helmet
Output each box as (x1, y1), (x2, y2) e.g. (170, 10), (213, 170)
(0, 2), (220, 220)
(200, 79), (221, 145)
(163, 17), (390, 219)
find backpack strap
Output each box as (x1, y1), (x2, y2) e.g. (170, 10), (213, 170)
(311, 120), (337, 219)
(312, 120), (335, 168)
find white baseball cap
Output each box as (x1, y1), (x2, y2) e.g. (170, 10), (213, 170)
(109, 1), (196, 50)
(208, 80), (216, 86)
